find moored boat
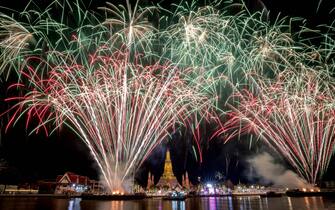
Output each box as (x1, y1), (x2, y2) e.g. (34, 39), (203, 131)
(162, 191), (187, 201)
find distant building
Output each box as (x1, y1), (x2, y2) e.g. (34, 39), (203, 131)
(38, 180), (58, 194)
(147, 149), (191, 190)
(89, 179), (104, 194)
(147, 172), (155, 190)
(156, 150), (179, 188)
(2, 185), (17, 194)
(0, 185), (5, 194)
(182, 172), (191, 190)
(55, 172), (103, 194)
(323, 181), (335, 188)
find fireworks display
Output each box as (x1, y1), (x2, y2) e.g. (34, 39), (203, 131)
(0, 0), (335, 189)
(0, 0), (217, 192)
(223, 69), (335, 184)
(5, 49), (213, 191)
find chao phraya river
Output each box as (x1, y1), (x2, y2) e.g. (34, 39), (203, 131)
(1, 196), (335, 210)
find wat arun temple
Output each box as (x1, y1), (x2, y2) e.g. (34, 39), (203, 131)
(147, 149), (191, 191)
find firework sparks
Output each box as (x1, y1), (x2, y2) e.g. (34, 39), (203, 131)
(4, 47), (213, 192)
(1, 0), (335, 188)
(223, 69), (335, 184)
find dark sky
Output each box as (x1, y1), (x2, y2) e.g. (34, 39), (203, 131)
(0, 0), (335, 187)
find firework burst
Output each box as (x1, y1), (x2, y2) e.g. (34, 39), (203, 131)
(222, 68), (335, 184)
(1, 0), (335, 188)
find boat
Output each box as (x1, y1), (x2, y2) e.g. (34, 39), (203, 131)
(162, 191), (187, 201)
(260, 191), (283, 197)
(286, 189), (335, 197)
(81, 192), (147, 200)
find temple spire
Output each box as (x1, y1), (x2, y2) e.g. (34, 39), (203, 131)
(157, 149), (178, 188)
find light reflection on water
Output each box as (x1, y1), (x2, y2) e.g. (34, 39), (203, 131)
(0, 196), (335, 210)
(68, 198), (81, 210)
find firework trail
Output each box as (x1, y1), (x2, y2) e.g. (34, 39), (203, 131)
(221, 68), (335, 184)
(0, 0), (217, 192)
(154, 1), (304, 163)
(4, 48), (213, 191)
(199, 1), (335, 183)
(1, 0), (335, 187)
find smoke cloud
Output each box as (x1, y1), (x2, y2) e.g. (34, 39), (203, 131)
(248, 152), (313, 188)
(98, 163), (135, 193)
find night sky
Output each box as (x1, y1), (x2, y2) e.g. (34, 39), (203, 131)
(0, 0), (335, 187)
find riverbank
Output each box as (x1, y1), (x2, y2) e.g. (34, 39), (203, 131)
(0, 194), (80, 198)
(1, 189), (335, 200)
(1, 194), (335, 210)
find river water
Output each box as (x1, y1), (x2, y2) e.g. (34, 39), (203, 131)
(1, 196), (335, 210)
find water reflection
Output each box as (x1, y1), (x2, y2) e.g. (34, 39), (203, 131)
(228, 196), (233, 210)
(68, 198), (81, 210)
(171, 200), (185, 210)
(287, 197), (293, 210)
(209, 197), (217, 210)
(0, 196), (334, 210)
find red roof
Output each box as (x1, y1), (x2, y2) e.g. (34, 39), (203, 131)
(57, 172), (90, 185)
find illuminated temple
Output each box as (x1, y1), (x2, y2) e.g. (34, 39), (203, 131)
(147, 149), (190, 190)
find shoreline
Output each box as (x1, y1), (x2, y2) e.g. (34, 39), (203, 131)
(1, 190), (335, 200)
(0, 194), (81, 198)
(0, 193), (269, 198)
